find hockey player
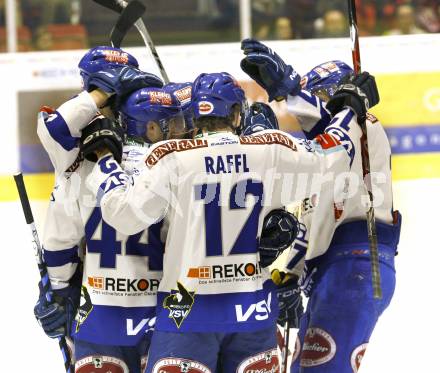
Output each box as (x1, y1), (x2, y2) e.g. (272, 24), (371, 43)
(163, 81), (194, 133)
(83, 71), (362, 372)
(240, 39), (401, 373)
(34, 47), (186, 372)
(37, 45), (163, 176)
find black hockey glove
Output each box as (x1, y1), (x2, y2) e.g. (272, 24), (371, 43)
(80, 116), (124, 163)
(259, 209), (299, 268)
(326, 72), (380, 124)
(272, 270), (303, 328)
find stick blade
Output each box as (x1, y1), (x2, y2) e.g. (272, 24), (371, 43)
(92, 0), (124, 13)
(110, 0), (146, 48)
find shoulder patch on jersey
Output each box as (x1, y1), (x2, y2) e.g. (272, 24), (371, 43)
(146, 139), (208, 168)
(240, 132), (297, 151)
(366, 112), (379, 123)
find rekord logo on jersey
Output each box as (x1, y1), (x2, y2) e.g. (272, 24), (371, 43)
(235, 292), (272, 322)
(152, 357), (210, 373)
(87, 276), (160, 295)
(163, 282), (195, 328)
(187, 261), (262, 284)
(198, 101), (214, 115)
(236, 349), (279, 373)
(75, 286), (93, 332)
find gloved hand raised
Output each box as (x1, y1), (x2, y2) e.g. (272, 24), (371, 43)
(259, 209), (299, 268)
(87, 66), (163, 100)
(326, 72), (380, 124)
(241, 39), (301, 102)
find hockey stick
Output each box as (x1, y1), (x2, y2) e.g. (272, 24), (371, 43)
(347, 0), (382, 299)
(110, 0), (146, 48)
(93, 0), (170, 83)
(282, 321), (291, 373)
(13, 173), (74, 372)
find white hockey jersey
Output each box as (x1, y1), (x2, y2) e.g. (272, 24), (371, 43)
(86, 128), (353, 333)
(37, 96), (165, 345)
(285, 91), (398, 277)
(37, 91), (99, 175)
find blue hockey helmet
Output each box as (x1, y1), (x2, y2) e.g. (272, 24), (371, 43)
(120, 87), (185, 143)
(163, 82), (194, 129)
(78, 46), (139, 91)
(242, 102), (279, 136)
(192, 72), (246, 119)
(301, 61), (353, 98)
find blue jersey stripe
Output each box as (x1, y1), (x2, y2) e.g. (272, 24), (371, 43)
(43, 246), (79, 267)
(42, 111), (79, 151)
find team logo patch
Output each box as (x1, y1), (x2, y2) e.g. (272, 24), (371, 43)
(174, 86), (192, 105)
(350, 343), (368, 372)
(149, 90), (173, 105)
(75, 355), (129, 373)
(300, 328), (336, 367)
(198, 101), (214, 115)
(163, 282), (195, 328)
(366, 112), (379, 123)
(103, 50), (129, 65)
(236, 349), (279, 373)
(75, 285), (93, 332)
(152, 358), (211, 373)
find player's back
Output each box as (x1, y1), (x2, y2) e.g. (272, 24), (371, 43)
(146, 129), (344, 333)
(46, 143), (165, 346)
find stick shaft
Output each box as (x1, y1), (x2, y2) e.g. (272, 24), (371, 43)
(282, 322), (290, 373)
(93, 0), (170, 83)
(13, 173), (74, 372)
(110, 0), (145, 48)
(347, 0), (382, 299)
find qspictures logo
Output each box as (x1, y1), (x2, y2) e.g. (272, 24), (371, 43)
(163, 282), (195, 328)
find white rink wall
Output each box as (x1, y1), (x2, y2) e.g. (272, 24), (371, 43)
(0, 33), (439, 174)
(1, 179), (439, 372)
